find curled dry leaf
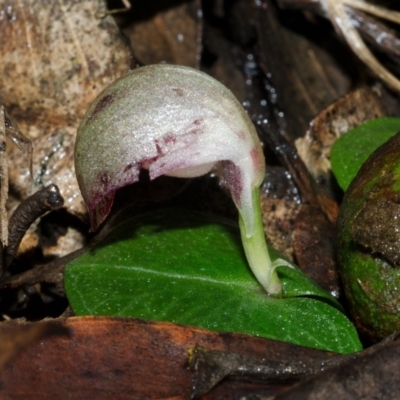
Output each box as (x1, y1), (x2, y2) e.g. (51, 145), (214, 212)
(295, 87), (385, 194)
(0, 0), (130, 216)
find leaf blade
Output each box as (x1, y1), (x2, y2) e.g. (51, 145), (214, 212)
(65, 209), (361, 354)
(331, 117), (400, 191)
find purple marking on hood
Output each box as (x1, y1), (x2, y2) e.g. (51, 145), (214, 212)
(186, 119), (203, 136)
(172, 88), (184, 96)
(155, 142), (163, 156)
(89, 166), (143, 230)
(162, 133), (177, 145)
(88, 190), (115, 231)
(220, 160), (243, 205)
(100, 172), (109, 186)
(250, 147), (263, 173)
(88, 94), (115, 123)
(124, 163), (135, 172)
(236, 130), (246, 140)
(136, 154), (160, 171)
(94, 94), (115, 114)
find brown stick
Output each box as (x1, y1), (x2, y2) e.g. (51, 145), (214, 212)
(0, 106), (9, 248)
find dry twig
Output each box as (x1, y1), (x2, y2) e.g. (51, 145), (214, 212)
(322, 0), (400, 91)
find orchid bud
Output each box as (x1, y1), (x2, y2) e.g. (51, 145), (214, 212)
(75, 64), (289, 295)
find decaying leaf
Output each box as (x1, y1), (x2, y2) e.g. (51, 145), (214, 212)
(0, 316), (336, 399)
(260, 167), (302, 261)
(123, 1), (201, 68)
(272, 338), (400, 400)
(258, 125), (340, 294)
(293, 204), (339, 297)
(0, 0), (130, 260)
(278, 0), (400, 93)
(295, 87), (385, 194)
(257, 0), (352, 140)
(190, 331), (400, 399)
(0, 320), (69, 370)
(0, 0), (130, 216)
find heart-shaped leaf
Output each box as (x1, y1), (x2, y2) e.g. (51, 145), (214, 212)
(65, 209), (361, 354)
(331, 117), (400, 191)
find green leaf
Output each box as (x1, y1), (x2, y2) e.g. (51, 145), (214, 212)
(65, 209), (361, 354)
(331, 117), (400, 191)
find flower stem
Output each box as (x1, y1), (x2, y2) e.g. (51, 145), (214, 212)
(239, 187), (284, 296)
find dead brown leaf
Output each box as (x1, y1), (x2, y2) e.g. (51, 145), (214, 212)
(295, 87), (385, 194)
(272, 339), (400, 400)
(293, 204), (340, 297)
(0, 0), (130, 216)
(0, 0), (130, 260)
(0, 320), (68, 370)
(257, 0), (353, 140)
(0, 316), (335, 399)
(123, 1), (200, 68)
(260, 167), (302, 261)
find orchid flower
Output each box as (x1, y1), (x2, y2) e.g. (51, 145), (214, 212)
(75, 64), (290, 295)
